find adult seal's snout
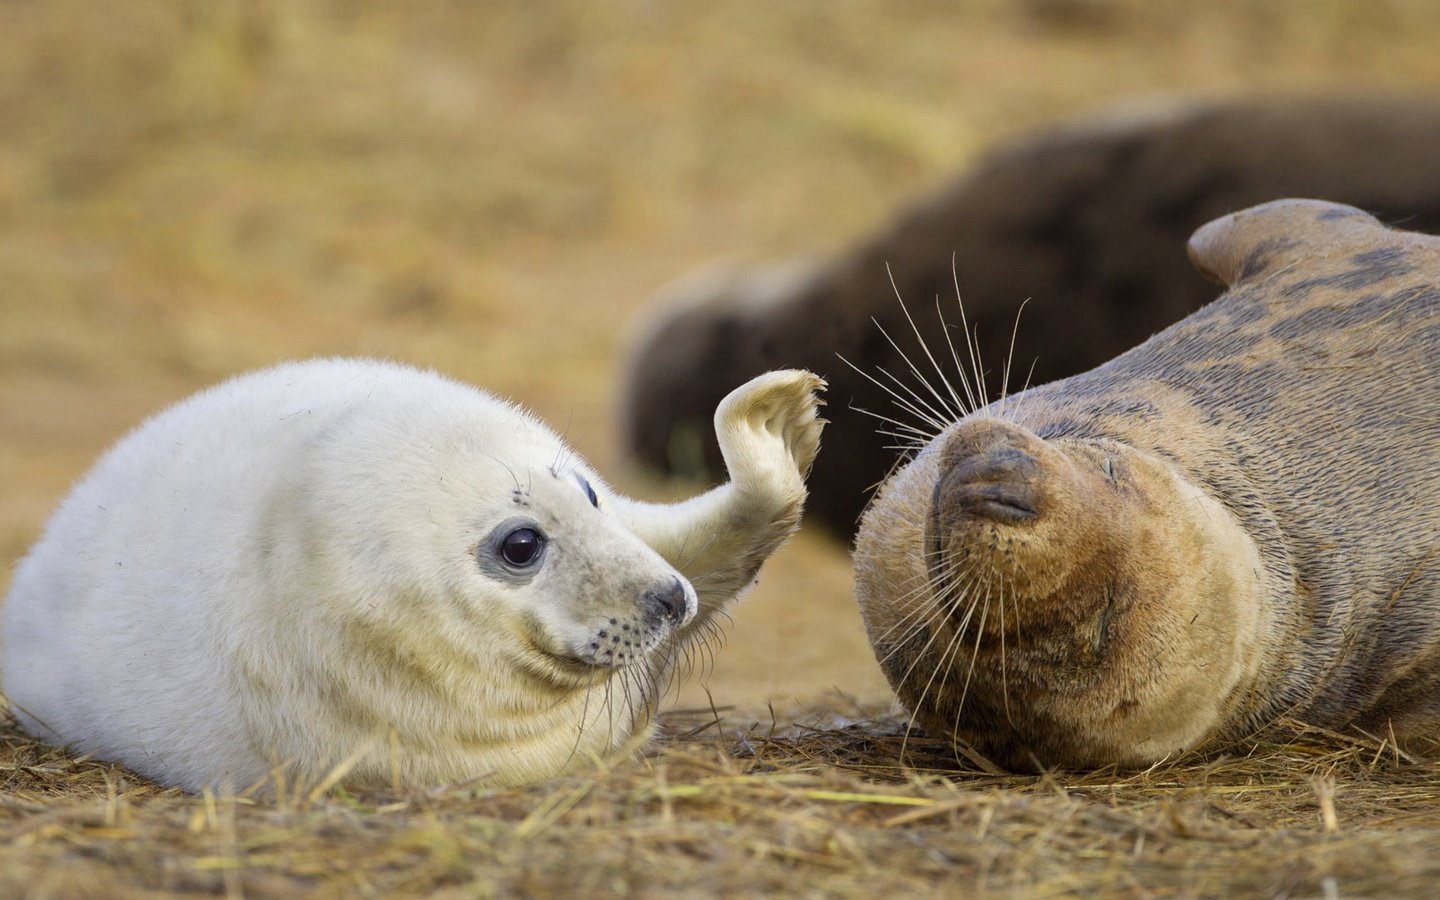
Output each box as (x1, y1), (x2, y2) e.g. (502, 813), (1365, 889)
(927, 422), (1049, 595)
(934, 424), (1046, 527)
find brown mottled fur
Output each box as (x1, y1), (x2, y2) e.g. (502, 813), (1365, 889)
(622, 96), (1440, 539)
(854, 200), (1440, 769)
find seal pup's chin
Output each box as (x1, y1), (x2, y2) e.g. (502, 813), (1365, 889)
(517, 577), (699, 686)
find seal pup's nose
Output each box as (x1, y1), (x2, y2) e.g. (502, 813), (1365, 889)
(643, 577), (689, 627)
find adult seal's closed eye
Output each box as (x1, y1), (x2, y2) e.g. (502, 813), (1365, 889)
(0, 359), (825, 792)
(854, 200), (1440, 770)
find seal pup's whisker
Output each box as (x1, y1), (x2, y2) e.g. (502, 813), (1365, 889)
(673, 613), (726, 685)
(576, 673), (597, 742)
(626, 663), (656, 738)
(559, 668), (602, 775)
(601, 674), (620, 749)
(668, 530), (721, 582)
(692, 616), (729, 683)
(657, 639), (686, 706)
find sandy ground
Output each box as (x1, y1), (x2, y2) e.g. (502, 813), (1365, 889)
(4, 0), (1440, 717)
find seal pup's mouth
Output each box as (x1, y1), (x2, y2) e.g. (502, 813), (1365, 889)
(576, 577), (692, 669)
(512, 576), (694, 687)
(510, 636), (617, 691)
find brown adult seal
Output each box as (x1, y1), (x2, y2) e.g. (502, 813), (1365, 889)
(622, 96), (1440, 539)
(853, 199), (1440, 769)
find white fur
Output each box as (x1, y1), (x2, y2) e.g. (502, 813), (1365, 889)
(1, 359), (823, 792)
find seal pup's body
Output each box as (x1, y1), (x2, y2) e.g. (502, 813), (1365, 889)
(2, 359), (824, 792)
(855, 200), (1440, 769)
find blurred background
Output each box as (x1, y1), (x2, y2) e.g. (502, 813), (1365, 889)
(4, 0), (1440, 713)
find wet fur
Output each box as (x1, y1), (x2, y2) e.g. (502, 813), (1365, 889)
(854, 200), (1440, 769)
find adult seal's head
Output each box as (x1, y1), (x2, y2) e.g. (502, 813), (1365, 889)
(1, 360), (825, 792)
(855, 200), (1440, 770)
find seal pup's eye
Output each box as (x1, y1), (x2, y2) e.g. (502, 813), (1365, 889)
(500, 527), (545, 568)
(477, 518), (550, 580)
(575, 473), (599, 508)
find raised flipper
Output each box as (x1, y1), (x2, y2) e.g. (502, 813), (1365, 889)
(612, 370), (826, 630)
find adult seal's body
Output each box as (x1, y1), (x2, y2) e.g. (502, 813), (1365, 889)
(622, 95), (1440, 539)
(854, 200), (1440, 769)
(1, 359), (824, 792)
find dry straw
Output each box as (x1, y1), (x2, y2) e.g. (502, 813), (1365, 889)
(6, 697), (1440, 897)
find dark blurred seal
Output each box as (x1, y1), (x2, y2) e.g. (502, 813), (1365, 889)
(622, 96), (1440, 538)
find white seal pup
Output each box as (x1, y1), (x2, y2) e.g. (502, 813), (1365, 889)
(1, 358), (825, 792)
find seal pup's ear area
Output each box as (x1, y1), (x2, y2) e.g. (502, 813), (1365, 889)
(1186, 198), (1384, 288)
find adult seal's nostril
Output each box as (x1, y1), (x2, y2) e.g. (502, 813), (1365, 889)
(644, 577), (688, 626)
(926, 440), (1044, 604)
(935, 446), (1041, 524)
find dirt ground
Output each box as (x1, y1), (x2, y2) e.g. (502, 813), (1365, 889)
(4, 1), (1440, 895)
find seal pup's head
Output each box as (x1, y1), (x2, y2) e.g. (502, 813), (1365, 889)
(246, 370), (706, 787)
(468, 464), (698, 678)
